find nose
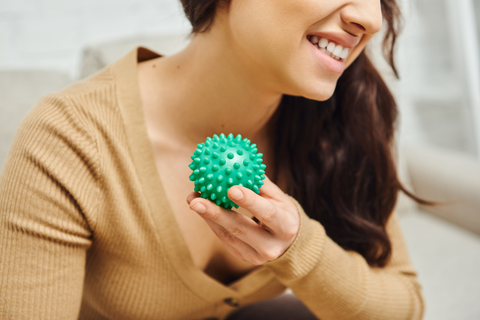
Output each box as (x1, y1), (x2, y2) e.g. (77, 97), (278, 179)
(341, 0), (383, 35)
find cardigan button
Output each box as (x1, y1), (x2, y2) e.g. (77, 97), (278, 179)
(224, 297), (240, 307)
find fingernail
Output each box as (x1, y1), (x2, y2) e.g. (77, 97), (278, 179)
(192, 203), (206, 214)
(229, 188), (244, 200)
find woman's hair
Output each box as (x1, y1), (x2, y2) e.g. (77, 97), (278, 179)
(180, 0), (431, 267)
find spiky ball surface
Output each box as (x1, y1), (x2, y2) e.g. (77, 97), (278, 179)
(188, 133), (266, 210)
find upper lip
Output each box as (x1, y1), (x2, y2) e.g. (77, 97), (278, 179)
(307, 31), (361, 48)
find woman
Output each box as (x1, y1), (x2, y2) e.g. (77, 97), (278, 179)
(0, 0), (426, 319)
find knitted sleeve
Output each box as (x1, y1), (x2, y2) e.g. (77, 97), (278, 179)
(264, 196), (425, 320)
(0, 94), (100, 319)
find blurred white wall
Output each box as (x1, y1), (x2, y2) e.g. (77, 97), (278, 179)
(0, 0), (191, 77)
(376, 0), (480, 156)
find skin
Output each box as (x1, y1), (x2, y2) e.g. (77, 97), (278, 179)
(138, 0), (383, 266)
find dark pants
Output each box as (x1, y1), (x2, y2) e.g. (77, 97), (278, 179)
(225, 294), (319, 320)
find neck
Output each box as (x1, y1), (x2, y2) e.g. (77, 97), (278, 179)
(138, 21), (283, 151)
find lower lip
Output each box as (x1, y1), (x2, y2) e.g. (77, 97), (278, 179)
(308, 40), (346, 74)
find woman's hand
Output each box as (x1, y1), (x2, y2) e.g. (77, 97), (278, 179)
(186, 175), (300, 265)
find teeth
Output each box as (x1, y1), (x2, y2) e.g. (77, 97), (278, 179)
(309, 36), (351, 60)
(340, 48), (349, 59)
(333, 45), (343, 57)
(318, 38), (328, 48)
(326, 42), (336, 53)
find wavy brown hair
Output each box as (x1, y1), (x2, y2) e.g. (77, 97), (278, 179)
(180, 0), (431, 267)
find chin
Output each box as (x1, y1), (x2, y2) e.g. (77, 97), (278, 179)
(298, 80), (338, 102)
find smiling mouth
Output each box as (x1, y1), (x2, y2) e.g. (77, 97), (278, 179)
(307, 35), (351, 61)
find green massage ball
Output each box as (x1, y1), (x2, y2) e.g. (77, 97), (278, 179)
(188, 133), (267, 210)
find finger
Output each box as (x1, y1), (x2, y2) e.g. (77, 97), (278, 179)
(228, 185), (285, 235)
(203, 219), (266, 266)
(186, 192), (200, 204)
(258, 175), (287, 200)
(189, 197), (274, 249)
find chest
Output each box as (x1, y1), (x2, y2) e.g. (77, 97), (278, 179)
(151, 145), (260, 284)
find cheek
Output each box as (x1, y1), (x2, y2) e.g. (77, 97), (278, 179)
(228, 2), (298, 65)
(345, 35), (371, 68)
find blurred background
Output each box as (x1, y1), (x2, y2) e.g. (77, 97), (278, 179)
(1, 0), (479, 319)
